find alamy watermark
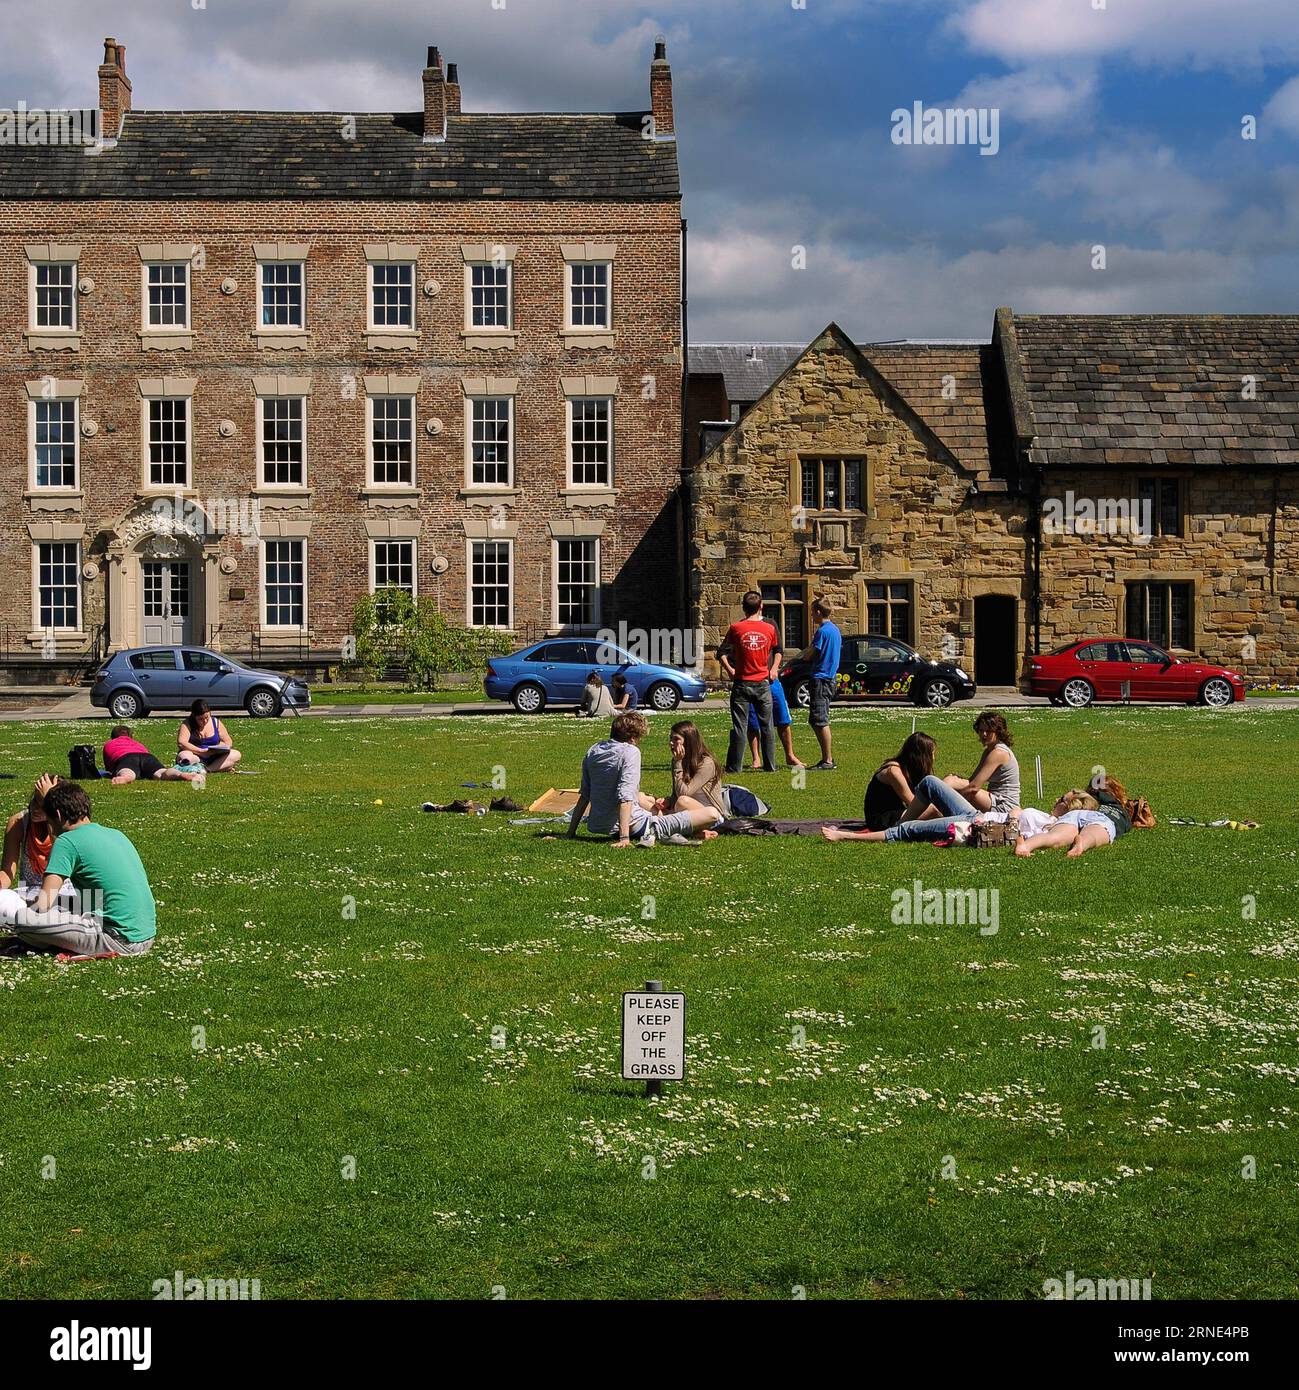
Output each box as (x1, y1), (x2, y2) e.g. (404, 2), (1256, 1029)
(149, 493), (262, 547)
(891, 101), (1000, 156)
(890, 879), (999, 936)
(0, 103), (101, 147)
(1042, 490), (1153, 544)
(596, 623), (705, 671)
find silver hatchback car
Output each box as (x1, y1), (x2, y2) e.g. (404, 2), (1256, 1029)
(90, 646), (311, 719)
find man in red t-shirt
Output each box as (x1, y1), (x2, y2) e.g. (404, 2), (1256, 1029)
(718, 591), (783, 773)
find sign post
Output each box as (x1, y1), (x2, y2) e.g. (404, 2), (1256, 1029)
(622, 980), (685, 1097)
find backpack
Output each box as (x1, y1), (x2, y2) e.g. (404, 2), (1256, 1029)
(68, 744), (99, 780)
(1125, 796), (1156, 829)
(723, 784), (771, 818)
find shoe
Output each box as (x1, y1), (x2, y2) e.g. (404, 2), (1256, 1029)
(635, 833), (656, 849)
(809, 761), (837, 771)
(490, 796), (523, 812)
(664, 832), (701, 846)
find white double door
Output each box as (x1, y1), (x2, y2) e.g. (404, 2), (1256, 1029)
(141, 559), (192, 646)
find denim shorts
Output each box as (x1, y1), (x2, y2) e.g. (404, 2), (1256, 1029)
(1057, 809), (1116, 843)
(808, 677), (835, 728)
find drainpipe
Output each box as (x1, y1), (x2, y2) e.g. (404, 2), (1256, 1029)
(1029, 451), (1044, 656)
(679, 215), (690, 648)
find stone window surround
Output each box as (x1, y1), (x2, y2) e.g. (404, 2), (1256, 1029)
(789, 454), (874, 516)
(549, 530), (603, 632)
(139, 243), (197, 347)
(365, 244), (421, 347)
(138, 376), (198, 497)
(561, 242), (616, 348)
(462, 378), (519, 495)
(462, 243), (518, 347)
(256, 532), (310, 640)
(24, 243), (82, 347)
(463, 535), (514, 632)
(1115, 569), (1202, 654)
(367, 534), (419, 598)
(859, 573), (919, 644)
(363, 374), (420, 502)
(252, 377), (312, 495)
(562, 389), (617, 503)
(253, 243), (312, 348)
(24, 378), (84, 504)
(27, 525), (86, 646)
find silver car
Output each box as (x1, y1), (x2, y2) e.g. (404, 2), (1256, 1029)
(90, 646), (311, 719)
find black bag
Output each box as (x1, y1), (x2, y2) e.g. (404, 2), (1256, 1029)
(69, 744), (99, 780)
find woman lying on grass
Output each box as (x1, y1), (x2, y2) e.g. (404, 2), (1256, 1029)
(1014, 786), (1131, 857)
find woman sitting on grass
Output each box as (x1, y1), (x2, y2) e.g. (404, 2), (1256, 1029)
(1014, 788), (1129, 857)
(656, 720), (727, 819)
(574, 672), (616, 719)
(176, 700), (242, 773)
(934, 710), (1020, 816)
(861, 731), (936, 831)
(0, 774), (60, 899)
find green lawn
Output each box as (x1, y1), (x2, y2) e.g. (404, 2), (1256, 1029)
(0, 706), (1295, 1300)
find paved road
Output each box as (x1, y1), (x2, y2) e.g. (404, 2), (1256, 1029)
(3, 688), (1297, 722)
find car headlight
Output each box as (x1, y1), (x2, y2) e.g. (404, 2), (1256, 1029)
(955, 668), (970, 680)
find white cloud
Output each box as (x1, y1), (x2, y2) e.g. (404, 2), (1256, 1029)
(953, 65), (1098, 131)
(1264, 75), (1299, 138)
(951, 0), (1299, 69)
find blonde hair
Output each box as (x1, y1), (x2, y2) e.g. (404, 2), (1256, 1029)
(1058, 790), (1099, 813)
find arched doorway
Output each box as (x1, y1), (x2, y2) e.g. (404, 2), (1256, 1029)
(105, 502), (222, 652)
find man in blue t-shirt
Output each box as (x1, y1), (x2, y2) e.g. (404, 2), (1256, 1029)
(804, 598), (841, 771)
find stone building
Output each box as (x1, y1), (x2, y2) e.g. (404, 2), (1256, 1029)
(689, 314), (1299, 685)
(0, 37), (683, 678)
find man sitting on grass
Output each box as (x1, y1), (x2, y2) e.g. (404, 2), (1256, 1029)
(0, 782), (157, 958)
(568, 711), (723, 848)
(104, 725), (203, 786)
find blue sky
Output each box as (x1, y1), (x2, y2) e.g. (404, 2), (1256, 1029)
(7, 0), (1299, 341)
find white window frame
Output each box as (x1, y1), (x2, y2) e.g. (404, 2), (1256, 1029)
(366, 394), (417, 489)
(369, 538), (418, 598)
(259, 537), (308, 631)
(256, 394), (308, 490)
(463, 261), (513, 332)
(552, 535), (601, 630)
(566, 396), (614, 490)
(28, 393), (80, 492)
(567, 260), (612, 331)
(141, 260), (192, 331)
(466, 538), (514, 631)
(463, 395), (515, 490)
(257, 260), (307, 331)
(32, 540), (82, 633)
(141, 395), (192, 491)
(29, 260), (78, 333)
(368, 261), (417, 332)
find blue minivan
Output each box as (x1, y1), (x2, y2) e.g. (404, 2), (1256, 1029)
(484, 639), (707, 713)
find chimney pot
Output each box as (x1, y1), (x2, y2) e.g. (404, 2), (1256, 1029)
(426, 45), (441, 71)
(446, 62), (461, 115)
(654, 38), (667, 62)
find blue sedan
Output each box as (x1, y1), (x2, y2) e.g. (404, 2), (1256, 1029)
(91, 646), (311, 720)
(484, 639), (707, 713)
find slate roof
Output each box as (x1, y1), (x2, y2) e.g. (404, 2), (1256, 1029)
(0, 110), (680, 201)
(1009, 314), (1299, 467)
(690, 339), (1011, 478)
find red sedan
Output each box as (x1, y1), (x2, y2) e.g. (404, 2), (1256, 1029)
(1030, 639), (1245, 708)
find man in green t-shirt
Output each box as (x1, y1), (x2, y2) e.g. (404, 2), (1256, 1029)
(3, 782), (156, 958)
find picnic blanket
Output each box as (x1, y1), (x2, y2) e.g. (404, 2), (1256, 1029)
(717, 818), (866, 837)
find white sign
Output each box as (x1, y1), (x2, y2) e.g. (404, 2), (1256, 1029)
(622, 991), (685, 1080)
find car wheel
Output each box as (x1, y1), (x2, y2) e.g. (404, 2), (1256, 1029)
(511, 682), (546, 714)
(921, 678), (955, 708)
(646, 681), (682, 712)
(1061, 678), (1095, 708)
(791, 680), (811, 710)
(108, 689), (144, 720)
(1200, 677), (1233, 708)
(245, 687), (282, 719)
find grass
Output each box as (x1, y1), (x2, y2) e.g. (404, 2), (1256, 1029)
(310, 687), (480, 705)
(0, 705), (1296, 1300)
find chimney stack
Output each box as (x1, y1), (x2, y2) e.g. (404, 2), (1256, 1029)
(650, 37), (674, 139)
(422, 45), (446, 142)
(98, 36), (132, 139)
(446, 62), (461, 116)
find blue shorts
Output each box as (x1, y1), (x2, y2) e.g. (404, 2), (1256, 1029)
(749, 679), (791, 732)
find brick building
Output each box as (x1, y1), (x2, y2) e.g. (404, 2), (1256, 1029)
(0, 38), (684, 678)
(689, 315), (1299, 685)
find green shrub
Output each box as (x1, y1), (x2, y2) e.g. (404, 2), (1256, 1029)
(347, 589), (513, 691)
